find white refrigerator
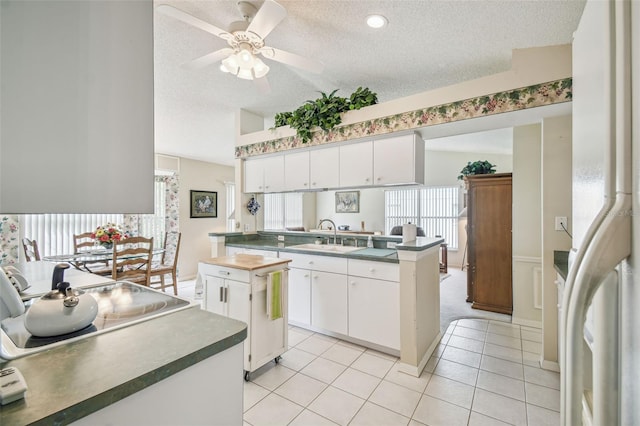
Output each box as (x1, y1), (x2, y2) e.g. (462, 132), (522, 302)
(562, 0), (639, 425)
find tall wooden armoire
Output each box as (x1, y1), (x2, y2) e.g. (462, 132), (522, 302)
(466, 173), (513, 314)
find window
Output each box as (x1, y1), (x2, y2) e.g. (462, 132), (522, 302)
(20, 213), (124, 257)
(263, 193), (303, 230)
(138, 178), (167, 248)
(385, 186), (459, 249)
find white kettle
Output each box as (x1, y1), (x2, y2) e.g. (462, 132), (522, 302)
(23, 264), (98, 337)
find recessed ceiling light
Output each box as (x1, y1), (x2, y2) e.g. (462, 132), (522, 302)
(366, 14), (388, 29)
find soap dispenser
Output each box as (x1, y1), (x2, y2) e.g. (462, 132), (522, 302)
(367, 235), (373, 248)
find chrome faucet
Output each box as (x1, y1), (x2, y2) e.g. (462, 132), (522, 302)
(317, 219), (337, 245)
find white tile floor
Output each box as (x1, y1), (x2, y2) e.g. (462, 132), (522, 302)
(243, 319), (560, 426)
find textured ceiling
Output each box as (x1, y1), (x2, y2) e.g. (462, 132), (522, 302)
(153, 0), (585, 166)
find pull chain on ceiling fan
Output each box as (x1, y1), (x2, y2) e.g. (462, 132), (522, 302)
(157, 0), (324, 89)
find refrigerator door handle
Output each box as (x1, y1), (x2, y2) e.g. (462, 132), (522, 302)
(564, 191), (631, 426)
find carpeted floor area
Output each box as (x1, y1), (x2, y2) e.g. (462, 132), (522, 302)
(439, 267), (511, 334)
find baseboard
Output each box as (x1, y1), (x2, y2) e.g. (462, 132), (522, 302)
(397, 331), (441, 377)
(540, 358), (561, 372)
(511, 316), (542, 329)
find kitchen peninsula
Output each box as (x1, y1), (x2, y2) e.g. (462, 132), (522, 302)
(208, 230), (443, 377)
(0, 263), (247, 425)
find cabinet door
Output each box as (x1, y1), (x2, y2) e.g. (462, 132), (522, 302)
(373, 134), (424, 185)
(288, 268), (311, 325)
(348, 277), (400, 350)
(204, 275), (226, 316)
(226, 279), (251, 323)
(310, 146), (340, 189)
(262, 156), (285, 192)
(311, 271), (348, 334)
(339, 141), (373, 187)
(244, 159), (265, 193)
(284, 151), (310, 191)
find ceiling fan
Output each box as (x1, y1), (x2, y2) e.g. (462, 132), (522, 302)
(157, 0), (324, 90)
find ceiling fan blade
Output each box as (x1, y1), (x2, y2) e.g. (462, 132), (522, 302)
(156, 4), (232, 40)
(254, 76), (271, 95)
(260, 47), (324, 74)
(246, 0), (287, 40)
(183, 48), (234, 71)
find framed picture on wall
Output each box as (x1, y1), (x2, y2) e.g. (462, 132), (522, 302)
(190, 190), (217, 218)
(335, 191), (360, 213)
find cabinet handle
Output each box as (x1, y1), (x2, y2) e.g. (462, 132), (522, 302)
(304, 182), (308, 186)
(224, 287), (228, 303)
(350, 281), (356, 285)
(219, 286), (224, 302)
(369, 268), (375, 273)
(313, 275), (318, 279)
(308, 261), (314, 265)
(312, 182), (316, 185)
(219, 270), (230, 276)
(304, 274), (309, 278)
(365, 178), (370, 182)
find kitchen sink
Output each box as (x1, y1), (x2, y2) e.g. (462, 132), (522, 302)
(0, 281), (196, 360)
(288, 243), (364, 254)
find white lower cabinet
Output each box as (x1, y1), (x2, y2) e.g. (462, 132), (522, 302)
(199, 261), (288, 379)
(348, 276), (400, 350)
(279, 250), (400, 352)
(311, 271), (348, 335)
(288, 268), (311, 326)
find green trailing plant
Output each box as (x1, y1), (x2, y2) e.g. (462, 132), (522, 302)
(272, 87), (378, 143)
(457, 160), (497, 180)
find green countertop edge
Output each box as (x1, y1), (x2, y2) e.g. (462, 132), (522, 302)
(554, 250), (569, 281)
(1, 308), (247, 426)
(395, 237), (444, 251)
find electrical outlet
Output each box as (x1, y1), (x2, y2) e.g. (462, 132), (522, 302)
(387, 242), (397, 249)
(277, 235), (285, 241)
(244, 224), (250, 232)
(555, 216), (568, 231)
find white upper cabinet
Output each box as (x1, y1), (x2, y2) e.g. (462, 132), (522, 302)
(373, 133), (425, 186)
(1, 0), (154, 213)
(310, 145), (340, 189)
(284, 151), (310, 191)
(244, 156), (285, 193)
(339, 141), (373, 188)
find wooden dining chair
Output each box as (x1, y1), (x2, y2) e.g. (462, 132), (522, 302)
(149, 232), (181, 295)
(72, 232), (111, 275)
(111, 236), (154, 286)
(22, 238), (41, 262)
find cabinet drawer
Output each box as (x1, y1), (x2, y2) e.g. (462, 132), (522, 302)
(200, 264), (251, 283)
(348, 259), (398, 282)
(279, 252), (348, 274)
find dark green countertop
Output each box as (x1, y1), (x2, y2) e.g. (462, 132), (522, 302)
(217, 231), (444, 264)
(554, 250), (570, 281)
(0, 308), (247, 426)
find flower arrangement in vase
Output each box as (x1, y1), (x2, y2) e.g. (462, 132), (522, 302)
(91, 223), (128, 249)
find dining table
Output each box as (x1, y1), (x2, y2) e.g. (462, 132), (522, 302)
(43, 247), (164, 274)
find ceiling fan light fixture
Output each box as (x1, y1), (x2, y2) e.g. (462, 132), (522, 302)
(237, 67), (254, 80)
(253, 58), (270, 79)
(221, 55), (239, 75)
(366, 14), (388, 29)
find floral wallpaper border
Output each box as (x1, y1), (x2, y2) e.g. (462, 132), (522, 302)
(235, 78), (572, 158)
(0, 216), (20, 265)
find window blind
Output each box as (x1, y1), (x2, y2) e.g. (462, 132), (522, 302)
(264, 193), (303, 230)
(385, 186), (459, 249)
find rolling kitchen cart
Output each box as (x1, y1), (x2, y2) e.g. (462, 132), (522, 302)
(198, 254), (291, 381)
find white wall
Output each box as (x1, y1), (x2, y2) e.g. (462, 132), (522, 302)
(178, 158), (234, 279)
(512, 124), (543, 326)
(540, 115), (572, 366)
